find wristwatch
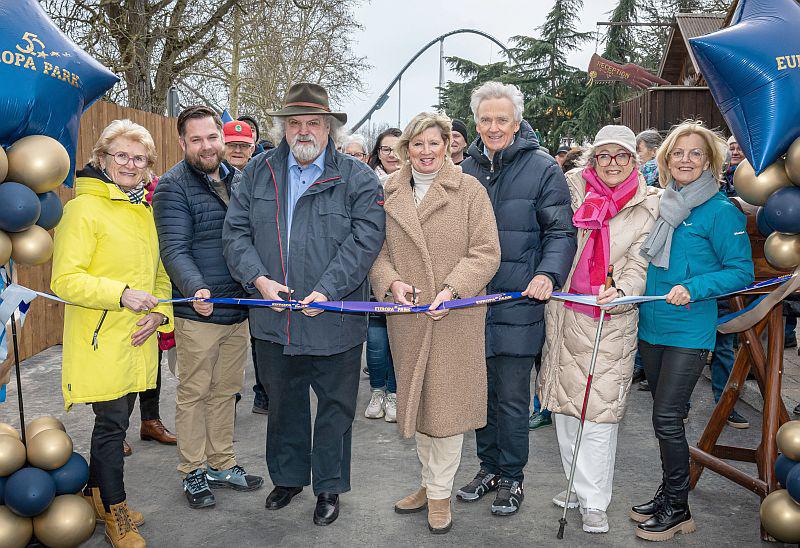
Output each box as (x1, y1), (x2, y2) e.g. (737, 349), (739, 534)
(443, 284), (459, 300)
(160, 314), (170, 326)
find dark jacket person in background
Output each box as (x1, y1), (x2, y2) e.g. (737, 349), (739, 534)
(456, 81), (577, 517)
(223, 83), (385, 527)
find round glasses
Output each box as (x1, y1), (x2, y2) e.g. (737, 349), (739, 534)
(594, 152), (632, 167)
(670, 148), (706, 163)
(347, 151), (366, 159)
(106, 151), (148, 168)
(379, 146), (396, 156)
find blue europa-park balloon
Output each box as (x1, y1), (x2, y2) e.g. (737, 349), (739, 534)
(689, 0), (800, 175)
(0, 0), (118, 185)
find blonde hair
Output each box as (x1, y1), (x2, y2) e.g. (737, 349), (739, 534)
(90, 119), (157, 183)
(396, 112), (452, 163)
(656, 120), (727, 188)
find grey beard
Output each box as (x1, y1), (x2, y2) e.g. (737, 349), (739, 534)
(290, 139), (323, 164)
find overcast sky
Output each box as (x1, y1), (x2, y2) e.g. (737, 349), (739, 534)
(339, 0), (620, 129)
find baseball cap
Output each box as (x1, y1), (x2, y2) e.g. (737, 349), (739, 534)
(556, 144), (570, 155)
(592, 125), (637, 155)
(223, 121), (254, 144)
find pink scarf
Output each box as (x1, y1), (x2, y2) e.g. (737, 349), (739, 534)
(565, 166), (639, 318)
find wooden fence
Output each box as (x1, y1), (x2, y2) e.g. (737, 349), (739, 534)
(9, 101), (181, 362)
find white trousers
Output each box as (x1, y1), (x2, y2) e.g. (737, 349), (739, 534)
(554, 413), (619, 511)
(415, 432), (464, 499)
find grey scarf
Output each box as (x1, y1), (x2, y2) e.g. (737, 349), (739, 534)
(640, 169), (719, 269)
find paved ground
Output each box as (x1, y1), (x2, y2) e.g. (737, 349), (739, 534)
(3, 341), (800, 548)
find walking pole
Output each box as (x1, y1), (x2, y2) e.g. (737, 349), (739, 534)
(557, 265), (614, 540)
(10, 313), (26, 443)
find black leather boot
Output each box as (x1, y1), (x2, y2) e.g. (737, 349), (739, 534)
(629, 484), (665, 522)
(635, 497), (696, 541)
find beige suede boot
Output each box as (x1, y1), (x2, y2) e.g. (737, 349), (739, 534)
(85, 487), (144, 526)
(427, 497), (453, 534)
(394, 487), (428, 514)
(104, 501), (146, 547)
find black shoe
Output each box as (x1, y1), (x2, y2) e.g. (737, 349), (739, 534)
(313, 492), (339, 526)
(632, 368), (646, 383)
(490, 478), (523, 516)
(629, 484), (665, 522)
(265, 486), (303, 510)
(456, 468), (500, 502)
(638, 379), (650, 392)
(794, 403), (800, 416)
(727, 410), (750, 429)
(183, 468), (215, 509)
(635, 498), (696, 541)
(785, 336), (797, 349)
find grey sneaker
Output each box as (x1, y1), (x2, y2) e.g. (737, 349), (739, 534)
(456, 468), (500, 502)
(183, 468), (215, 509)
(206, 465), (264, 492)
(552, 490), (579, 509)
(384, 392), (397, 423)
(364, 389), (385, 419)
(581, 507), (609, 533)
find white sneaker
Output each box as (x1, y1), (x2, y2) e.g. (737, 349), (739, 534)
(365, 389), (385, 419)
(384, 392), (397, 423)
(581, 507), (609, 533)
(552, 490), (579, 509)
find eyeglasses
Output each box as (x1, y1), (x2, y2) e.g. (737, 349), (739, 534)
(379, 146), (396, 156)
(670, 148), (706, 163)
(594, 152), (632, 167)
(106, 151), (148, 168)
(226, 143), (253, 151)
(347, 151), (366, 159)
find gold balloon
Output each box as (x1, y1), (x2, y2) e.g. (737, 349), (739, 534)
(25, 416), (66, 443)
(786, 137), (800, 185)
(761, 489), (800, 543)
(5, 135), (70, 194)
(0, 147), (8, 183)
(9, 225), (54, 266)
(0, 507), (32, 548)
(734, 158), (793, 206)
(778, 421), (800, 460)
(0, 422), (20, 439)
(0, 230), (11, 265)
(764, 232), (800, 270)
(27, 429), (73, 470)
(0, 434), (26, 476)
(32, 495), (96, 548)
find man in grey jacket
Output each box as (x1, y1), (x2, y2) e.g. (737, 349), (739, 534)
(223, 83), (385, 526)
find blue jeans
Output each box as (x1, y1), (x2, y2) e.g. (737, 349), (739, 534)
(634, 351), (643, 372)
(366, 320), (396, 393)
(787, 316), (797, 340)
(532, 394), (551, 419)
(710, 332), (735, 403)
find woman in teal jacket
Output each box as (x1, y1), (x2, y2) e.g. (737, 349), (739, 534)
(631, 121), (753, 542)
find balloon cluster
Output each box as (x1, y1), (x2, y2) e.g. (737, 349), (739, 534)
(0, 418), (94, 548)
(760, 421), (800, 542)
(737, 137), (800, 270)
(0, 135), (69, 267)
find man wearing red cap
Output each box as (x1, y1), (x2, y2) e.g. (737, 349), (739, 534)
(223, 120), (255, 171)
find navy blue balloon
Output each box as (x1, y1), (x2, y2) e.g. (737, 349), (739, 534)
(0, 0), (118, 186)
(36, 191), (63, 230)
(776, 453), (799, 488)
(0, 475), (6, 504)
(4, 467), (56, 517)
(764, 187), (800, 234)
(787, 462), (800, 504)
(689, 0), (800, 174)
(0, 181), (41, 232)
(49, 451), (89, 495)
(756, 207), (775, 237)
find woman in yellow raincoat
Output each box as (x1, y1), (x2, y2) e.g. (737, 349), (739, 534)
(52, 119), (173, 548)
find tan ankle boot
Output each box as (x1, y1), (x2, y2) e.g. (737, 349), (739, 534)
(427, 497), (452, 534)
(394, 487), (427, 514)
(85, 488), (144, 526)
(105, 501), (146, 547)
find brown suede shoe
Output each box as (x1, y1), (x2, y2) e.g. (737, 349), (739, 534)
(123, 439), (133, 457)
(105, 501), (146, 547)
(140, 419), (177, 445)
(85, 488), (144, 527)
(394, 487), (427, 514)
(427, 497), (452, 534)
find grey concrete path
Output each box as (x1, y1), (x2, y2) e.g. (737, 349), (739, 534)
(2, 343), (798, 547)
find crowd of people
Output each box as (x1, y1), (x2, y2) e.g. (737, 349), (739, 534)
(50, 79), (759, 547)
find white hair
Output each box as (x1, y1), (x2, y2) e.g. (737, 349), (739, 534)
(269, 115), (347, 147)
(341, 133), (368, 154)
(470, 81), (525, 124)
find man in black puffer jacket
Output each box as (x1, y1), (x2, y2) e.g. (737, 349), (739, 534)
(153, 106), (263, 511)
(456, 82), (577, 516)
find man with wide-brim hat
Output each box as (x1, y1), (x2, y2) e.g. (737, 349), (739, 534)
(223, 82), (386, 526)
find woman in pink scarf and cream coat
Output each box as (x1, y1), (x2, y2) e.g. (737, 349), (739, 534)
(539, 125), (660, 534)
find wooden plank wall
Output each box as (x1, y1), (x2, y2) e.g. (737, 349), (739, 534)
(620, 87), (728, 136)
(10, 101), (181, 361)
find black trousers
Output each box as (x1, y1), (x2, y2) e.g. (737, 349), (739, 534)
(138, 349), (162, 421)
(476, 355), (535, 482)
(638, 340), (708, 502)
(87, 393), (137, 509)
(251, 337), (268, 405)
(255, 339), (361, 495)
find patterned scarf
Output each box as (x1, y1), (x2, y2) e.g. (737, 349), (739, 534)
(566, 166), (639, 318)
